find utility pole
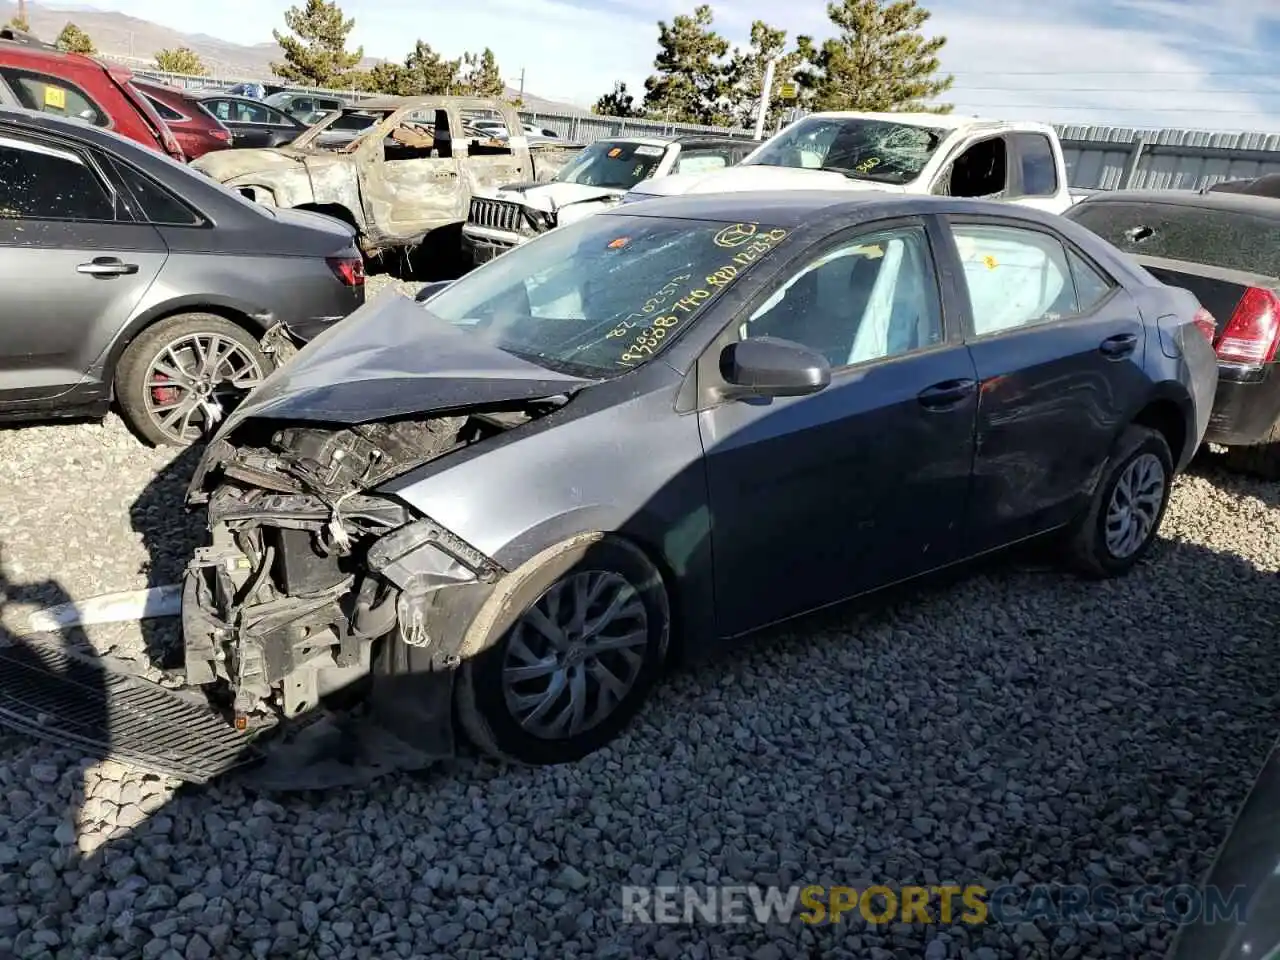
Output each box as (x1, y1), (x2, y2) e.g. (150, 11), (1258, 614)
(754, 55), (781, 141)
(15, 0), (26, 26)
(518, 67), (525, 99)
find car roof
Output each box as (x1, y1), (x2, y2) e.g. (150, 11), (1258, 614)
(672, 135), (752, 147)
(0, 30), (115, 75)
(605, 190), (1071, 229)
(1078, 188), (1280, 220)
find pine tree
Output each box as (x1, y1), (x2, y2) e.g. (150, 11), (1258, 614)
(399, 40), (460, 95)
(7, 13), (29, 31)
(593, 81), (639, 118)
(798, 0), (953, 112)
(460, 48), (503, 97)
(271, 0), (363, 88)
(55, 23), (95, 55)
(726, 21), (806, 129)
(154, 47), (208, 76)
(642, 5), (731, 126)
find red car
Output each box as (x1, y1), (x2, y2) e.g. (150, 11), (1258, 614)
(0, 27), (184, 161)
(133, 78), (232, 160)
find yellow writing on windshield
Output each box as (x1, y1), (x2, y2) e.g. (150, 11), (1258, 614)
(616, 228), (789, 366)
(606, 274), (693, 339)
(713, 223), (760, 249)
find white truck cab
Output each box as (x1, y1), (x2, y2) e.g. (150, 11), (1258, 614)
(620, 111), (1074, 214)
(461, 134), (756, 264)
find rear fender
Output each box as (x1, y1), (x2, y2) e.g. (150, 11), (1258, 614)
(93, 295), (278, 386)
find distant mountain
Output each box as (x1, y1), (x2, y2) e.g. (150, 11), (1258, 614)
(0, 1), (588, 114)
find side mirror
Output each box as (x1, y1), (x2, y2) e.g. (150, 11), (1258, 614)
(415, 280), (453, 303)
(719, 337), (830, 398)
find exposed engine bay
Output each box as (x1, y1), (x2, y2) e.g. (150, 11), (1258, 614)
(182, 405), (553, 732)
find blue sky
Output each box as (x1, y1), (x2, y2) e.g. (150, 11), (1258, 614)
(74, 0), (1280, 132)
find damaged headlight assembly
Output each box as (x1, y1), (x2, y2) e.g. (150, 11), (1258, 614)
(519, 207), (558, 235)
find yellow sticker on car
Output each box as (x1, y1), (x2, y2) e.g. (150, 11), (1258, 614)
(44, 85), (66, 110)
(983, 255), (999, 270)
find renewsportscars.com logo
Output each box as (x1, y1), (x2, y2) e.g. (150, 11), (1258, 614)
(621, 884), (1251, 927)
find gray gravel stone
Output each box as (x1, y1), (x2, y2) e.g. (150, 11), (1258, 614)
(0, 406), (1277, 960)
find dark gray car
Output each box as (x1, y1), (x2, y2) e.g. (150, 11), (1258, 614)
(181, 192), (1217, 769)
(0, 106), (366, 445)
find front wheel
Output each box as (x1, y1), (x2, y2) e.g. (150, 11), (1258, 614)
(1064, 425), (1174, 578)
(456, 536), (671, 765)
(115, 313), (268, 447)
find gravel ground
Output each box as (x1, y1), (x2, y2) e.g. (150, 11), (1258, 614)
(1, 337), (1279, 958)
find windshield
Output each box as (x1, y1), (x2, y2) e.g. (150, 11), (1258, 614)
(422, 213), (791, 376)
(746, 116), (945, 185)
(263, 92), (296, 109)
(553, 140), (666, 189)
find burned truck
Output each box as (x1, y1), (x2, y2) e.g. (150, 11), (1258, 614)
(190, 95), (583, 259)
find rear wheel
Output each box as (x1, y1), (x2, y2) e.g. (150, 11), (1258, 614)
(1222, 420), (1280, 480)
(1065, 425), (1173, 578)
(115, 313), (268, 447)
(456, 536), (670, 765)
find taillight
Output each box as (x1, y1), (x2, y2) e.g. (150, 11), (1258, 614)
(212, 128), (231, 142)
(1216, 286), (1280, 364)
(1192, 307), (1217, 344)
(326, 256), (365, 287)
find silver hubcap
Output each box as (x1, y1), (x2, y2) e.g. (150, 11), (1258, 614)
(144, 333), (264, 443)
(1104, 452), (1166, 559)
(502, 570), (649, 740)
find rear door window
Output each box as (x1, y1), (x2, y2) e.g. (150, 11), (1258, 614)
(106, 156), (202, 226)
(674, 146), (735, 175)
(0, 68), (109, 127)
(234, 101), (271, 124)
(203, 99), (232, 122)
(0, 134), (116, 221)
(1013, 133), (1057, 197)
(263, 106), (296, 127)
(1067, 200), (1280, 277)
(144, 94), (185, 122)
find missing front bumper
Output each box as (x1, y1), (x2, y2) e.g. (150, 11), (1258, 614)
(181, 488), (506, 736)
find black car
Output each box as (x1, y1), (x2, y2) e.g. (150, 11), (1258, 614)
(197, 94), (307, 149)
(1066, 186), (1280, 477)
(181, 192), (1217, 770)
(0, 105), (366, 446)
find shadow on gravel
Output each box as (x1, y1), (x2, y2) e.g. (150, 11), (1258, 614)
(128, 444), (206, 676)
(1189, 446), (1280, 511)
(0, 542), (112, 955)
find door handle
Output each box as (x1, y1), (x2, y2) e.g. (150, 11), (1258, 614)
(1099, 333), (1138, 358)
(77, 257), (139, 278)
(917, 378), (977, 410)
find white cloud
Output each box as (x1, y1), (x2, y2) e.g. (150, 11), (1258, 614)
(73, 0), (1280, 132)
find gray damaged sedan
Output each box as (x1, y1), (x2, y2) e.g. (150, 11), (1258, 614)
(182, 192), (1218, 767)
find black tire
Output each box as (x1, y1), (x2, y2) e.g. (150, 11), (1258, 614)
(456, 535), (671, 765)
(115, 313), (268, 447)
(1222, 420), (1280, 480)
(1065, 424), (1174, 578)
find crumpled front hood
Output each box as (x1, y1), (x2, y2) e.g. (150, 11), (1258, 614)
(191, 147), (347, 184)
(491, 180), (623, 213)
(633, 164), (908, 197)
(191, 147), (306, 181)
(211, 291), (593, 432)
